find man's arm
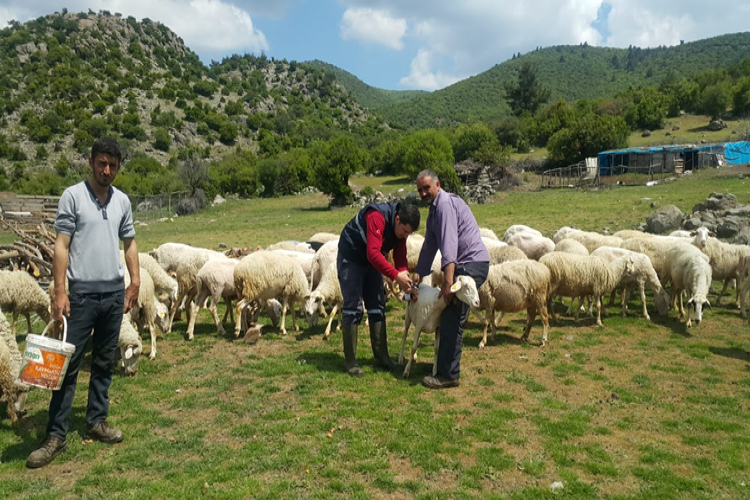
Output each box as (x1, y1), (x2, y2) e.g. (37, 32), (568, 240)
(52, 233), (72, 321)
(123, 238), (140, 313)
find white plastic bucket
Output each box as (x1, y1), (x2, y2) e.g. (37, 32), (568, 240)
(19, 317), (75, 390)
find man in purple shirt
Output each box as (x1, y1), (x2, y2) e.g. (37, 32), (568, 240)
(414, 169), (489, 389)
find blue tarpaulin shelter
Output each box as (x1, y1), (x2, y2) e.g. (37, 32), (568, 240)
(724, 141), (750, 165)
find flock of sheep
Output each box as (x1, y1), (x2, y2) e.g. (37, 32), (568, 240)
(2, 222), (750, 425)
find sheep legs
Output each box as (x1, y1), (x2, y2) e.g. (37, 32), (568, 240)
(322, 304), (340, 341)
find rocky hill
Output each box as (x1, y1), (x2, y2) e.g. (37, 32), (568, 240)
(0, 10), (375, 176)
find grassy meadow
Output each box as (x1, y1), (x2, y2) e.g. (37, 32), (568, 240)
(2, 165), (750, 499)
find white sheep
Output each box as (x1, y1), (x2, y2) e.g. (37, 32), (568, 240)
(507, 232), (555, 260)
(169, 249), (228, 332)
(666, 242), (712, 327)
(307, 232), (339, 245)
(310, 239), (339, 289)
(552, 226), (583, 243)
(563, 231), (623, 253)
(0, 306), (28, 425)
(265, 240), (315, 253)
(186, 258), (240, 339)
(118, 313), (143, 377)
(540, 252), (633, 327)
(488, 245), (529, 265)
(482, 236), (508, 251)
(619, 236), (684, 284)
(0, 270), (51, 336)
(234, 251), (310, 337)
(669, 230), (693, 238)
(149, 242), (197, 273)
(613, 230), (653, 240)
(554, 238), (590, 256)
(303, 261), (343, 340)
(690, 226), (750, 306)
(271, 249), (315, 282)
(398, 275), (480, 379)
(477, 260), (551, 348)
(503, 224), (543, 243)
(126, 266), (167, 360)
(590, 246), (670, 320)
(479, 227), (499, 240)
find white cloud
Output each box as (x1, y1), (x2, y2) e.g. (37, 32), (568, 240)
(399, 49), (461, 90)
(0, 0), (269, 59)
(340, 7), (407, 50)
(341, 0), (750, 90)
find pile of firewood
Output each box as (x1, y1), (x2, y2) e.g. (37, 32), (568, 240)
(0, 216), (54, 279)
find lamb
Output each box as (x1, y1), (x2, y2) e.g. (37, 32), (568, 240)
(310, 239), (339, 289)
(690, 226), (750, 306)
(187, 258), (240, 340)
(303, 261), (343, 340)
(554, 238), (590, 256)
(590, 246), (670, 320)
(118, 313), (143, 377)
(563, 231), (623, 253)
(0, 270), (51, 336)
(503, 224), (543, 243)
(271, 249), (315, 282)
(539, 252), (633, 327)
(169, 249), (228, 332)
(123, 252), (178, 301)
(234, 251), (310, 337)
(507, 232), (555, 260)
(0, 306), (29, 425)
(479, 227), (499, 240)
(149, 242), (197, 273)
(398, 275), (480, 379)
(666, 242), (712, 327)
(477, 260), (551, 348)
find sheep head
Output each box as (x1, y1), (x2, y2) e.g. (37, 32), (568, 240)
(451, 275), (480, 308)
(303, 292), (323, 327)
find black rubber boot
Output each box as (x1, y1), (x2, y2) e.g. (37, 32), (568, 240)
(369, 320), (400, 372)
(342, 324), (364, 377)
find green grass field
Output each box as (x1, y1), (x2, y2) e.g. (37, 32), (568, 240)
(2, 165), (750, 499)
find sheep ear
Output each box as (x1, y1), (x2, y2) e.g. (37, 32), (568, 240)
(709, 231), (716, 238)
(689, 231), (697, 236)
(125, 346), (133, 360)
(705, 300), (712, 309)
(450, 280), (462, 293)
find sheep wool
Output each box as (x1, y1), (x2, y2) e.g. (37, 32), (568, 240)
(234, 251), (310, 337)
(0, 270), (51, 336)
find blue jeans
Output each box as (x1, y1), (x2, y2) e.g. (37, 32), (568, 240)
(436, 261), (489, 381)
(47, 290), (124, 438)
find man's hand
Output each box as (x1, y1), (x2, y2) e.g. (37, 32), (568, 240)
(438, 280), (454, 304)
(53, 290), (70, 321)
(124, 283), (139, 314)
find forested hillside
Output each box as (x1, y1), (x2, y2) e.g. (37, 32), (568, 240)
(305, 60), (425, 110)
(0, 10), (378, 195)
(375, 32), (750, 129)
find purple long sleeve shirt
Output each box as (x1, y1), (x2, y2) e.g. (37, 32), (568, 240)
(415, 189), (489, 278)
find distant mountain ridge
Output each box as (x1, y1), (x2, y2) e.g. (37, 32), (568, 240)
(316, 32), (750, 129)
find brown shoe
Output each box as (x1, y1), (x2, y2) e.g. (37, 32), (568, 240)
(26, 435), (67, 468)
(422, 375), (460, 389)
(87, 420), (124, 444)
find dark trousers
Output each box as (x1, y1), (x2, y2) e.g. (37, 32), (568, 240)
(337, 253), (386, 327)
(436, 261), (489, 381)
(47, 290), (124, 438)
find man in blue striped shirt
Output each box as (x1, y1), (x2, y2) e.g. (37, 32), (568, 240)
(414, 169), (489, 389)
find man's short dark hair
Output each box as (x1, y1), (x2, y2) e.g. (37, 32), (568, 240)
(397, 203), (420, 231)
(91, 137), (122, 164)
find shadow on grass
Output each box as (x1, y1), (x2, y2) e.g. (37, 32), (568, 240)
(709, 346), (750, 362)
(381, 177), (412, 186)
(294, 206), (331, 212)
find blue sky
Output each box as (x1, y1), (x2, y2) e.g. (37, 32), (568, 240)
(1, 1), (749, 91)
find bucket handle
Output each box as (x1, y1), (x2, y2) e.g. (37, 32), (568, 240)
(40, 316), (68, 343)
